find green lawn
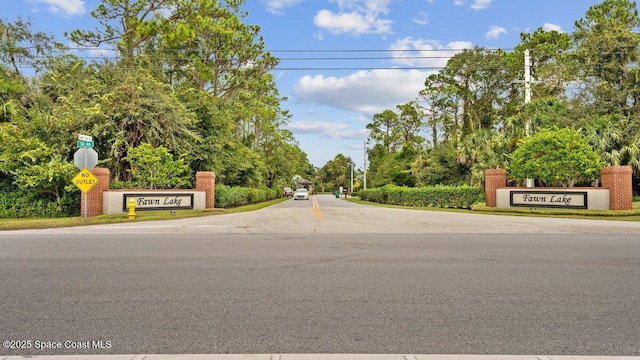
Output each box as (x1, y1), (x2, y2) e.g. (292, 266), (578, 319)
(347, 197), (640, 222)
(2, 197), (638, 231)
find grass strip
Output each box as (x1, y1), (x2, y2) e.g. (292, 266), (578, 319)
(0, 197), (288, 231)
(347, 197), (640, 221)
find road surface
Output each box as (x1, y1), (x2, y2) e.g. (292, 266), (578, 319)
(1, 194), (639, 356)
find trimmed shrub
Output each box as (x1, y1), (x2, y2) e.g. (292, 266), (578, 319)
(214, 185), (279, 208)
(510, 128), (601, 187)
(358, 185), (481, 209)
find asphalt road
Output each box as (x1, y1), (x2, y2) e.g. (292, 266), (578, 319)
(1, 194), (639, 356)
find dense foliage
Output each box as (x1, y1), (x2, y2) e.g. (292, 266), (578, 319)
(214, 185), (279, 208)
(2, 0), (640, 217)
(122, 143), (191, 189)
(0, 1), (314, 217)
(358, 185), (481, 209)
(510, 128), (602, 187)
(363, 0), (640, 195)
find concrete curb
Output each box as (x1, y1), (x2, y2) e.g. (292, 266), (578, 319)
(2, 355), (640, 360)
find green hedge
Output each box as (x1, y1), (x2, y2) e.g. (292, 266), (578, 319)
(215, 185), (279, 208)
(358, 184), (481, 209)
(0, 187), (80, 218)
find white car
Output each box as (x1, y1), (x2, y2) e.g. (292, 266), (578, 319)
(293, 188), (309, 200)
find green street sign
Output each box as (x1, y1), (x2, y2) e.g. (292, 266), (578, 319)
(77, 140), (94, 148)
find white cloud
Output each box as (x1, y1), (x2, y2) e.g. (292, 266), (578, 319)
(485, 25), (506, 40)
(287, 120), (346, 134)
(453, 0), (492, 10)
(30, 0), (85, 17)
(388, 37), (472, 68)
(286, 121), (367, 140)
(67, 41), (115, 59)
(264, 0), (305, 15)
(313, 0), (393, 36)
(470, 0), (492, 10)
(314, 10), (381, 34)
(294, 69), (428, 115)
(293, 38), (472, 116)
(413, 11), (429, 26)
(86, 47), (113, 58)
(542, 23), (564, 32)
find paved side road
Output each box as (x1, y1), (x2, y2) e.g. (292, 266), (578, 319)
(3, 194), (640, 236)
(2, 356), (640, 360)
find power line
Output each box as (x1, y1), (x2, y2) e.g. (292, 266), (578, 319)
(58, 47), (513, 53)
(274, 67), (446, 71)
(7, 46), (635, 72)
(18, 54), (480, 62)
(278, 56), (455, 60)
(267, 48), (514, 53)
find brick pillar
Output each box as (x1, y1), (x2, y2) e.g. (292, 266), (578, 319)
(601, 166), (632, 210)
(485, 168), (506, 208)
(81, 167), (110, 217)
(196, 171), (216, 208)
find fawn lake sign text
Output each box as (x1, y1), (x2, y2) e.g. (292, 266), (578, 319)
(122, 193), (194, 211)
(510, 191), (588, 209)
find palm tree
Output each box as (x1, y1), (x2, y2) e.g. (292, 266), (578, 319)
(580, 114), (640, 177)
(456, 128), (496, 168)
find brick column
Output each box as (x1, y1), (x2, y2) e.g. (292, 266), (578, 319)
(601, 166), (632, 210)
(81, 167), (110, 217)
(196, 171), (216, 208)
(485, 169), (506, 208)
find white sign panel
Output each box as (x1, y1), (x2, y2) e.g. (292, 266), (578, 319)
(510, 191), (588, 209)
(123, 193), (194, 211)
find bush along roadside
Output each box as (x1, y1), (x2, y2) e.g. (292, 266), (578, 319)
(214, 185), (280, 208)
(0, 185), (80, 218)
(358, 184), (481, 209)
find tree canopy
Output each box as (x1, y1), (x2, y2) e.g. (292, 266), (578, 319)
(0, 0), (313, 217)
(509, 128), (601, 187)
(2, 0), (640, 217)
(364, 0), (640, 194)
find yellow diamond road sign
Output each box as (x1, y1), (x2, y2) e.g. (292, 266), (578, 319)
(72, 168), (98, 193)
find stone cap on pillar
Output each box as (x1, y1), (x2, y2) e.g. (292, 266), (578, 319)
(196, 171), (215, 179)
(485, 168), (506, 176)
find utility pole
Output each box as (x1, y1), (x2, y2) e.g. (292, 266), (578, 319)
(512, 49), (538, 188)
(524, 49), (535, 188)
(350, 161), (354, 192)
(524, 49), (532, 136)
(363, 141), (368, 190)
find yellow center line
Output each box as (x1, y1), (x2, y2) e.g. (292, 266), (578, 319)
(312, 195), (323, 221)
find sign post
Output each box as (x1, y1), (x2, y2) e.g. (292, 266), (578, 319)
(72, 135), (99, 221)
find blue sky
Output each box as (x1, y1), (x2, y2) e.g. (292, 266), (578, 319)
(6, 0), (606, 168)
